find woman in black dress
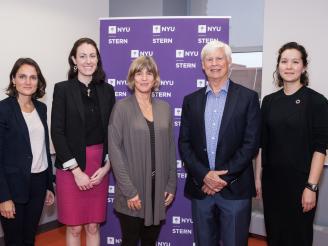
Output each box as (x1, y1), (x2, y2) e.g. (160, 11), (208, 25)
(255, 42), (328, 246)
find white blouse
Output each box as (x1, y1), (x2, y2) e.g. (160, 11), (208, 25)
(22, 109), (48, 173)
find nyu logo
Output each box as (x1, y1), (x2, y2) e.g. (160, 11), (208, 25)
(108, 79), (127, 86)
(174, 108), (182, 117)
(108, 185), (115, 194)
(153, 25), (176, 34)
(172, 216), (193, 224)
(172, 216), (181, 224)
(157, 242), (171, 246)
(176, 50), (199, 58)
(196, 79), (206, 88)
(107, 237), (122, 245)
(131, 50), (154, 58)
(108, 79), (116, 86)
(108, 25), (131, 34)
(176, 160), (182, 168)
(198, 25), (222, 33)
(107, 237), (114, 245)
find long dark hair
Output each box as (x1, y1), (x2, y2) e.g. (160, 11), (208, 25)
(7, 58), (46, 99)
(68, 37), (106, 83)
(273, 42), (309, 87)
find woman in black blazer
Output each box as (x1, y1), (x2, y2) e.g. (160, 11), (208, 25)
(51, 38), (115, 245)
(0, 58), (55, 246)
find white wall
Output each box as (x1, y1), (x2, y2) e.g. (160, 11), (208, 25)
(0, 0), (109, 238)
(163, 0), (188, 16)
(207, 0), (264, 51)
(262, 0), (328, 98)
(109, 0), (163, 17)
(188, 0), (207, 15)
(0, 0), (108, 104)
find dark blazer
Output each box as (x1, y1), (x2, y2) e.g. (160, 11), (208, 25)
(51, 79), (115, 170)
(0, 97), (54, 203)
(178, 81), (261, 200)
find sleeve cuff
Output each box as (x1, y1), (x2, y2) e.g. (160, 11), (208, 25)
(104, 154), (109, 162)
(62, 158), (78, 170)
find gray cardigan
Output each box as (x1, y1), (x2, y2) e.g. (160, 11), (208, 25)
(108, 95), (177, 226)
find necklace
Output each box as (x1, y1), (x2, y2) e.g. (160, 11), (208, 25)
(87, 88), (91, 97)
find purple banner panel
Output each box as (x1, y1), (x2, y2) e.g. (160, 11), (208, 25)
(100, 17), (230, 246)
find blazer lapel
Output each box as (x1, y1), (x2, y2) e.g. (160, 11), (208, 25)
(217, 81), (239, 145)
(199, 88), (208, 148)
(10, 97), (30, 144)
(70, 79), (85, 124)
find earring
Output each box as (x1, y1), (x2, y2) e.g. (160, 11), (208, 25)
(73, 65), (77, 72)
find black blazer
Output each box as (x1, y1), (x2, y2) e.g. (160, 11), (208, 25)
(51, 79), (115, 170)
(178, 81), (261, 200)
(0, 97), (54, 203)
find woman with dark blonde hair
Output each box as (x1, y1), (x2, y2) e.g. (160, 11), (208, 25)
(51, 38), (115, 245)
(256, 42), (328, 246)
(108, 56), (177, 246)
(0, 58), (54, 245)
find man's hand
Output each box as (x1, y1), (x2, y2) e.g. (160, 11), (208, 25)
(202, 184), (216, 195)
(203, 170), (228, 193)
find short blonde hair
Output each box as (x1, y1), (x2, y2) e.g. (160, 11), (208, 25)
(201, 40), (232, 63)
(127, 56), (160, 91)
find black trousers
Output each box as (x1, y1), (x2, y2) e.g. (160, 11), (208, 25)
(0, 171), (47, 246)
(117, 212), (162, 246)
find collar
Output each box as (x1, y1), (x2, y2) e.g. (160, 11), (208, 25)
(205, 79), (230, 95)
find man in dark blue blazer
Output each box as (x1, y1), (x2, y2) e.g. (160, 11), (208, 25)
(179, 40), (261, 246)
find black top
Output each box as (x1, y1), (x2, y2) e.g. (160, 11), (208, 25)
(78, 81), (104, 146)
(51, 79), (116, 171)
(261, 86), (328, 174)
(145, 118), (156, 220)
(145, 118), (156, 178)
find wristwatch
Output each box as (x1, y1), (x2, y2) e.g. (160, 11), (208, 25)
(305, 182), (319, 192)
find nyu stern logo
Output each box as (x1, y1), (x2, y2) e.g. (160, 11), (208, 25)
(107, 237), (121, 245)
(176, 50), (199, 58)
(196, 79), (206, 88)
(108, 185), (115, 194)
(174, 108), (182, 117)
(152, 25), (176, 34)
(131, 50), (154, 58)
(172, 216), (193, 224)
(108, 25), (131, 34)
(198, 24), (222, 33)
(108, 79), (116, 86)
(176, 160), (182, 169)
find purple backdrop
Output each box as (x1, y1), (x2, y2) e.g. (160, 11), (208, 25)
(99, 17), (230, 246)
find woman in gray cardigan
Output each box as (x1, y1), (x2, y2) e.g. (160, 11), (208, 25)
(108, 56), (177, 246)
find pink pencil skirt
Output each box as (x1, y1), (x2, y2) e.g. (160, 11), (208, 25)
(56, 144), (109, 225)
